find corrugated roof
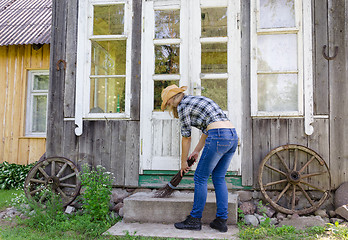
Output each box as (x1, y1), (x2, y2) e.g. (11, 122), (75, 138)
(0, 0), (52, 46)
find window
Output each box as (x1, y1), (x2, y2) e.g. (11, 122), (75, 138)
(251, 0), (313, 118)
(26, 70), (49, 137)
(75, 0), (132, 135)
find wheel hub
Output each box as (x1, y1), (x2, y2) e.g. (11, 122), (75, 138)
(46, 176), (60, 190)
(288, 171), (301, 184)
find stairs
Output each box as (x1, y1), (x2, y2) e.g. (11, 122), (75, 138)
(124, 191), (238, 224)
(105, 191), (239, 239)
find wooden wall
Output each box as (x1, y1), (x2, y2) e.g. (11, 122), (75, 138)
(46, 0), (347, 188)
(46, 0), (141, 187)
(0, 44), (49, 165)
(250, 0), (348, 189)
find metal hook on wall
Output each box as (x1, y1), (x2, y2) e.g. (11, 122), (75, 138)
(56, 59), (66, 71)
(322, 45), (338, 60)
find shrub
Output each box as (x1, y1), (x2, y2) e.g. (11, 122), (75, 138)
(79, 164), (114, 222)
(0, 161), (35, 189)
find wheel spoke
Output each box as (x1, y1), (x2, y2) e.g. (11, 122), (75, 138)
(291, 185), (296, 211)
(275, 152), (291, 173)
(57, 187), (68, 199)
(298, 156), (315, 173)
(30, 179), (45, 184)
(51, 161), (56, 176)
(59, 172), (76, 182)
(300, 181), (325, 192)
(293, 149), (298, 171)
(264, 179), (288, 188)
(30, 186), (45, 195)
(275, 183), (291, 203)
(265, 164), (287, 177)
(301, 171), (327, 179)
(56, 163), (68, 178)
(59, 183), (76, 188)
(39, 192), (48, 203)
(298, 183), (315, 206)
(38, 167), (49, 179)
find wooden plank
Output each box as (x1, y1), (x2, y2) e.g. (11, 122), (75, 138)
(130, 0), (142, 120)
(18, 139), (30, 165)
(125, 121), (140, 186)
(240, 0), (253, 186)
(308, 119), (330, 191)
(46, 0), (67, 157)
(3, 46), (16, 163)
(252, 119), (271, 187)
(269, 119), (289, 190)
(0, 46), (8, 163)
(328, 0), (348, 189)
(111, 121), (127, 186)
(152, 119), (163, 157)
(162, 120), (172, 156)
(62, 121), (78, 162)
(313, 0), (329, 115)
(64, 0), (78, 118)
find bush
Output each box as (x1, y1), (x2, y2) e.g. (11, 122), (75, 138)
(0, 161), (35, 189)
(79, 164), (114, 222)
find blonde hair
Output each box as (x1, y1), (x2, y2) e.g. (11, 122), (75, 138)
(167, 92), (184, 118)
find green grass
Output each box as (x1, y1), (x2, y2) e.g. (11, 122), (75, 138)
(0, 189), (22, 210)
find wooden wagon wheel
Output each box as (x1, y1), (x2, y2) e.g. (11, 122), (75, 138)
(258, 144), (331, 215)
(24, 157), (81, 207)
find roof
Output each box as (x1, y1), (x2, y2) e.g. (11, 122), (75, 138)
(0, 0), (52, 46)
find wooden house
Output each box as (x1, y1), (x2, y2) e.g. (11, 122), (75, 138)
(0, 0), (51, 165)
(45, 0), (348, 195)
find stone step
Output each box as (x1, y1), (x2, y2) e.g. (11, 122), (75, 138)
(123, 191), (238, 225)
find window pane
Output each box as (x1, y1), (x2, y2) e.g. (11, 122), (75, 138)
(155, 45), (180, 74)
(201, 43), (227, 73)
(154, 80), (179, 111)
(91, 40), (126, 75)
(93, 4), (124, 35)
(260, 0), (295, 28)
(33, 75), (49, 90)
(32, 95), (47, 132)
(257, 34), (297, 71)
(201, 7), (227, 37)
(201, 79), (227, 110)
(155, 9), (180, 39)
(258, 74), (298, 111)
(90, 78), (125, 113)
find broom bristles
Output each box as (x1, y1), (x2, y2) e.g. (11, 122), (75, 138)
(155, 156), (196, 198)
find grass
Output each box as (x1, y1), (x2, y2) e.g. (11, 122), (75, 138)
(1, 189), (348, 240)
(0, 189), (22, 211)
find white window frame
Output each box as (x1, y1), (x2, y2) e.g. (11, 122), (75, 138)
(250, 0), (313, 135)
(75, 0), (133, 136)
(25, 70), (49, 137)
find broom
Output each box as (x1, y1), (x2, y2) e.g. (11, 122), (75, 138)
(155, 156), (196, 198)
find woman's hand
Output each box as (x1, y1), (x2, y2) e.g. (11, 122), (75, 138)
(189, 151), (199, 162)
(180, 161), (190, 177)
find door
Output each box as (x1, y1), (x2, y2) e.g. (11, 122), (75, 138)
(140, 0), (242, 173)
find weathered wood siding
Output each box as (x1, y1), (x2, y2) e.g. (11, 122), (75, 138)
(0, 44), (49, 165)
(46, 0), (141, 186)
(251, 0), (348, 189)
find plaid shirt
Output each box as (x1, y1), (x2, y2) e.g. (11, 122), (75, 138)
(177, 95), (228, 137)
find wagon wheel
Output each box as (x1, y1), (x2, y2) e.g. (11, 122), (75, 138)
(258, 144), (331, 215)
(24, 157), (81, 207)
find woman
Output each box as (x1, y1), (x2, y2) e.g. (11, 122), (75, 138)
(161, 84), (238, 232)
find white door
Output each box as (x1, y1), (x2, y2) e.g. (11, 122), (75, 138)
(140, 0), (242, 173)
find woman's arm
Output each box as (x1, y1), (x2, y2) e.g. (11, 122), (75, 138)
(189, 133), (208, 160)
(181, 136), (191, 176)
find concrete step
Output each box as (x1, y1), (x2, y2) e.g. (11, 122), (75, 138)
(105, 221), (239, 239)
(123, 191), (238, 225)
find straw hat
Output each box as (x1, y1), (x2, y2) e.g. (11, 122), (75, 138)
(161, 85), (187, 111)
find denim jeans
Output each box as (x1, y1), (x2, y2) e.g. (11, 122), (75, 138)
(190, 128), (238, 220)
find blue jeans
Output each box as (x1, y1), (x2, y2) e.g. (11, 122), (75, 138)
(190, 128), (238, 220)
